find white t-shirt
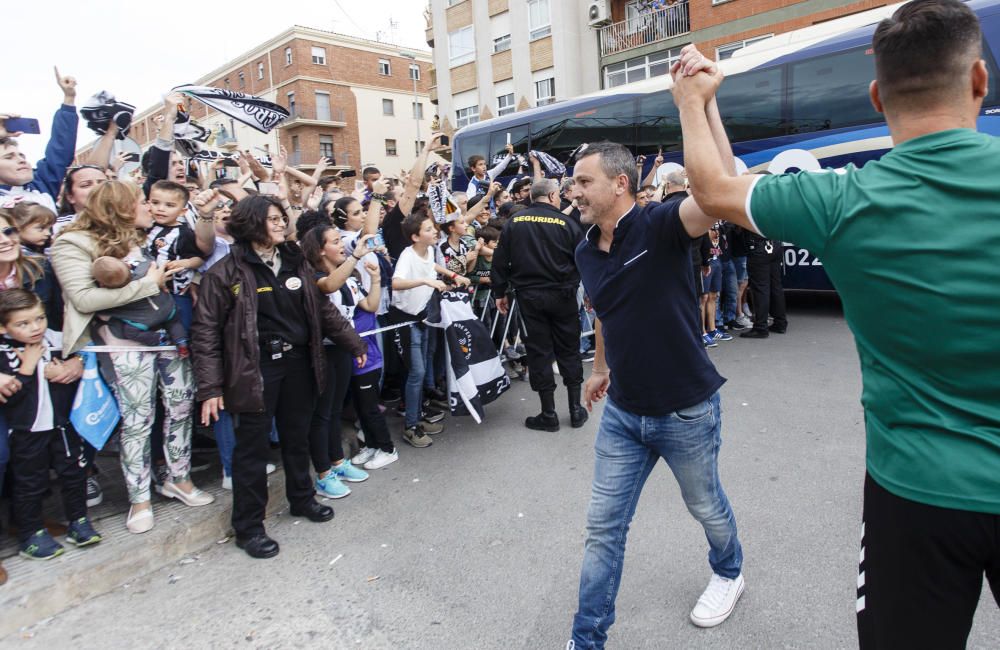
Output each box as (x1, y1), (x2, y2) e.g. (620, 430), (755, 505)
(391, 245), (436, 315)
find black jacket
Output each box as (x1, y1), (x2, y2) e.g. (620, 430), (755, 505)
(0, 333), (77, 431)
(490, 201), (584, 297)
(190, 242), (366, 414)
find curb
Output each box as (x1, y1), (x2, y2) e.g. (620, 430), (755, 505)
(0, 469), (287, 638)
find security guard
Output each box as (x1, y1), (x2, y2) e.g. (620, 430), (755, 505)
(491, 179), (587, 431)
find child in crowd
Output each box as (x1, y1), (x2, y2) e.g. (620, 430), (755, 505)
(466, 143), (514, 198)
(391, 212), (470, 448)
(1, 200), (55, 255)
(91, 256), (190, 357)
(439, 214), (478, 282)
(0, 289), (101, 560)
(145, 180), (204, 330)
(470, 225), (500, 314)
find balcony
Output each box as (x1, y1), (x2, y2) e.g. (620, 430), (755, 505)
(599, 2), (690, 58)
(288, 151), (353, 170)
(281, 106), (347, 130)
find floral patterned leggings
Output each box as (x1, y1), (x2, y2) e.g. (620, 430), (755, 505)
(102, 350), (195, 504)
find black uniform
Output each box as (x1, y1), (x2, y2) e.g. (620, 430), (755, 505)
(491, 201), (585, 422)
(745, 229), (787, 334)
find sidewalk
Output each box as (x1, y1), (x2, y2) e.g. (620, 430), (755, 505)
(0, 447), (287, 638)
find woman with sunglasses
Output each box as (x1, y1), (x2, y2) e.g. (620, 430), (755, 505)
(192, 195), (367, 559)
(51, 181), (214, 535)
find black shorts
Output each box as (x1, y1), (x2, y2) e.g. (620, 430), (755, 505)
(857, 473), (1000, 649)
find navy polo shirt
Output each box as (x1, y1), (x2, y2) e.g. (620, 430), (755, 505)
(575, 198), (725, 417)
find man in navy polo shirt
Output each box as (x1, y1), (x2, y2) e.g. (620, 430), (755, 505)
(568, 141), (745, 649)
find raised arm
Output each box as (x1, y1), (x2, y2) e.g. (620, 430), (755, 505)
(399, 132), (445, 215)
(642, 151), (663, 188)
(487, 144), (514, 181)
(83, 122), (118, 169)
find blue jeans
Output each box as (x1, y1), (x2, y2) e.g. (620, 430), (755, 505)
(214, 410), (236, 477)
(720, 259), (738, 324)
(571, 393), (743, 648)
(173, 292), (194, 333)
(405, 323), (429, 428)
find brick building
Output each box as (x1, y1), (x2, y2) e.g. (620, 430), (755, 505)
(426, 0), (890, 130)
(79, 27), (432, 178)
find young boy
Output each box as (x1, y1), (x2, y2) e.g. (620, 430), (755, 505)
(0, 289), (101, 560)
(91, 256), (190, 356)
(390, 213), (470, 448)
(470, 225), (500, 314)
(146, 180), (204, 330)
(465, 143), (514, 198)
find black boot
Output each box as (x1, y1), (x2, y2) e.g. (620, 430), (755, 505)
(568, 385), (588, 428)
(526, 391), (560, 432)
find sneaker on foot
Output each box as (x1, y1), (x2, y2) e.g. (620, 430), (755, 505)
(425, 386), (449, 408)
(316, 473), (351, 499)
(703, 334), (718, 348)
(404, 425), (433, 448)
(364, 448), (399, 470)
(222, 473), (233, 490)
(690, 573), (745, 628)
(352, 447), (377, 466)
(712, 329), (733, 342)
(333, 460), (369, 483)
(266, 463), (277, 475)
(66, 517), (102, 547)
(86, 475), (103, 507)
(421, 406), (445, 424)
(20, 530), (65, 560)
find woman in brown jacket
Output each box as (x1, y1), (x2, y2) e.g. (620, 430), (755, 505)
(191, 195), (366, 559)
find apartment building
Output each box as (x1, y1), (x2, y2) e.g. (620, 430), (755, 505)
(426, 0), (890, 130)
(79, 27), (432, 176)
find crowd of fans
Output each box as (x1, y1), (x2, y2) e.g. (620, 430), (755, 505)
(0, 74), (785, 574)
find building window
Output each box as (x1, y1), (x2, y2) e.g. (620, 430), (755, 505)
(291, 135), (300, 153)
(224, 78), (231, 89)
(378, 58), (391, 76)
(528, 0), (551, 41)
(382, 99), (395, 116)
(287, 92), (296, 117)
(315, 91), (331, 121)
(497, 93), (515, 116)
(285, 47), (293, 65)
(455, 105), (479, 129)
(319, 135), (334, 160)
(257, 61), (265, 79)
(535, 77), (555, 106)
(385, 139), (398, 156)
(413, 102), (424, 119)
(409, 64), (421, 81)
(493, 34), (511, 53)
(311, 47), (326, 65)
(238, 72), (245, 89)
(604, 47), (684, 88)
(449, 26), (475, 67)
(415, 140), (426, 155)
(717, 34), (774, 61)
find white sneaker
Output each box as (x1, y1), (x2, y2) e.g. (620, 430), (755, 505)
(352, 447), (377, 466)
(221, 473), (232, 490)
(363, 449), (399, 470)
(266, 463), (277, 475)
(690, 573), (745, 628)
(736, 315), (752, 328)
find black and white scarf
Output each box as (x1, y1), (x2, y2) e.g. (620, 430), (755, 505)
(173, 85), (290, 133)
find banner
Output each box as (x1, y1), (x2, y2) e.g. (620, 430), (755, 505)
(173, 85), (290, 133)
(70, 351), (121, 450)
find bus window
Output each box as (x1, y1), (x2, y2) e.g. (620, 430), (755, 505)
(636, 92), (681, 155)
(790, 46), (881, 133)
(530, 98), (637, 161)
(489, 125), (529, 176)
(716, 66), (785, 142)
(455, 131), (490, 177)
(982, 36), (1000, 106)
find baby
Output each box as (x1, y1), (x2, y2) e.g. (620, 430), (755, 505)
(92, 256), (189, 357)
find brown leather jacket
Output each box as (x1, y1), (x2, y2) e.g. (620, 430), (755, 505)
(190, 242), (366, 413)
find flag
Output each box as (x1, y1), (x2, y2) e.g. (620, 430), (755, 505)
(425, 290), (511, 423)
(172, 85), (290, 133)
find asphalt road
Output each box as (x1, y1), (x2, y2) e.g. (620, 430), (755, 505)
(7, 298), (999, 649)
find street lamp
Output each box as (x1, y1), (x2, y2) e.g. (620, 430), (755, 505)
(400, 50), (421, 156)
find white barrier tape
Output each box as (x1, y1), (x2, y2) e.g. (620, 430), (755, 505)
(357, 321), (418, 337)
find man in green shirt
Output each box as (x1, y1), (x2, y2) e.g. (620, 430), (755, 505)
(669, 0), (999, 647)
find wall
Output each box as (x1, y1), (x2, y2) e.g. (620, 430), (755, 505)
(352, 86), (432, 176)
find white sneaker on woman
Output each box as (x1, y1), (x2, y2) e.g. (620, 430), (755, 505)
(160, 481), (215, 507)
(363, 449), (399, 470)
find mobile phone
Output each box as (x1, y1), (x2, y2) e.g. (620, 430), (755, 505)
(367, 233), (385, 249)
(258, 181), (279, 196)
(506, 132), (511, 146)
(123, 152), (141, 162)
(3, 118), (41, 135)
(439, 135), (449, 147)
(340, 169), (357, 178)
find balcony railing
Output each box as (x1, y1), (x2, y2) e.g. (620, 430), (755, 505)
(282, 106), (347, 128)
(599, 2), (690, 58)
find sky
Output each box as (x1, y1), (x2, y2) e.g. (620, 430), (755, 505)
(6, 0), (429, 162)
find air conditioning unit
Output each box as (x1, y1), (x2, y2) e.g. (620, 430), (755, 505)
(588, 0), (611, 27)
